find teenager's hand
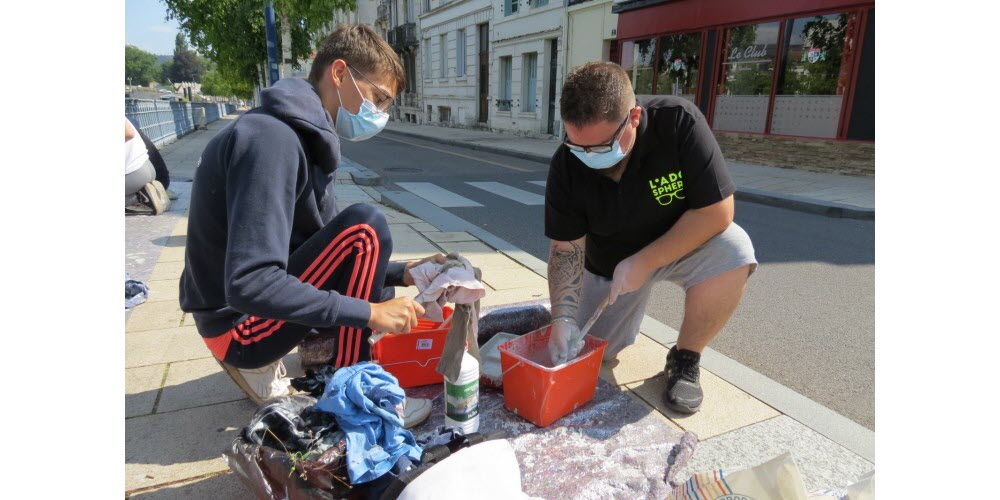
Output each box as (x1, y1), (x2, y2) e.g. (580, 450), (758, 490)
(368, 297), (426, 333)
(403, 253), (447, 286)
(548, 318), (582, 366)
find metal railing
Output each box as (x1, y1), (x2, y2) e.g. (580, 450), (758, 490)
(496, 99), (513, 112)
(389, 23), (418, 50)
(125, 99), (237, 147)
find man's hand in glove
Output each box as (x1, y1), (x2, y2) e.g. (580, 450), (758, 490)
(549, 318), (583, 366)
(609, 254), (652, 305)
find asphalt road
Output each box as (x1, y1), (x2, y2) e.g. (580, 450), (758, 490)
(346, 130), (875, 430)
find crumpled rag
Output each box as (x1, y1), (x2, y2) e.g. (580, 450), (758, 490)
(125, 273), (149, 309)
(314, 362), (423, 485)
(409, 254), (486, 322)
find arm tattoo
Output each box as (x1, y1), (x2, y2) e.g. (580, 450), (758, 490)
(548, 239), (585, 323)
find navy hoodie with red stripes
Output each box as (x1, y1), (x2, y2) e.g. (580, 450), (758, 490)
(179, 78), (403, 339)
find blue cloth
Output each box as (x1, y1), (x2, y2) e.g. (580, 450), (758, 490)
(125, 273), (149, 310)
(314, 362), (422, 484)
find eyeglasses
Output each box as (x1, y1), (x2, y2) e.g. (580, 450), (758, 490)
(563, 114), (630, 154)
(347, 64), (395, 112)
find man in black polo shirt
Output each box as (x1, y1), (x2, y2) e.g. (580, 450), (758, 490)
(545, 61), (757, 414)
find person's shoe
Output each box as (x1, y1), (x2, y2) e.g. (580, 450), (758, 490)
(135, 180), (170, 215)
(166, 189), (179, 201)
(216, 358), (292, 406)
(662, 346), (703, 414)
(401, 397), (432, 429)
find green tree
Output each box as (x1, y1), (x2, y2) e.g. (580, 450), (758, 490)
(169, 33), (204, 82)
(201, 70), (256, 99)
(125, 45), (160, 86)
(163, 0), (356, 92)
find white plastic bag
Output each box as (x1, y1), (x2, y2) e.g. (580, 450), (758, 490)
(398, 440), (535, 500)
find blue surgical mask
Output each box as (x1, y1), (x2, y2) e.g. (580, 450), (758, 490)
(571, 140), (627, 170)
(335, 72), (389, 142)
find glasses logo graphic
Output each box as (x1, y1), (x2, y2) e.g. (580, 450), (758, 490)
(649, 171), (684, 206)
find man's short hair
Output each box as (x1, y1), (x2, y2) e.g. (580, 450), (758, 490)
(308, 24), (405, 95)
(560, 61), (635, 126)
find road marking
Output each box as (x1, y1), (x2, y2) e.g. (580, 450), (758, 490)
(528, 180), (546, 188)
(396, 182), (483, 208)
(377, 135), (534, 173)
(466, 182), (545, 205)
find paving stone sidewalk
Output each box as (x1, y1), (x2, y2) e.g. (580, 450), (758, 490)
(384, 121), (874, 217)
(124, 120), (874, 498)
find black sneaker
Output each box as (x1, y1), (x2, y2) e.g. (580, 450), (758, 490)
(662, 346), (703, 414)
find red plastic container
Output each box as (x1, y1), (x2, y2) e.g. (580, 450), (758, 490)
(371, 307), (453, 388)
(498, 325), (608, 427)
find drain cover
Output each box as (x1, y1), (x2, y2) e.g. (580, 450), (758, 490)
(386, 167), (422, 173)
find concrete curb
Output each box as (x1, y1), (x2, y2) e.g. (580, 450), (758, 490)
(375, 181), (875, 463)
(736, 188), (874, 220)
(380, 127), (874, 219)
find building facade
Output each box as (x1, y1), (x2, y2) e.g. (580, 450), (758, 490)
(564, 0), (618, 75)
(489, 0), (565, 136)
(378, 0), (426, 123)
(611, 0), (874, 142)
(418, 0), (493, 127)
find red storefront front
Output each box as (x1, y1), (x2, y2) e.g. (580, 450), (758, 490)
(611, 0), (875, 142)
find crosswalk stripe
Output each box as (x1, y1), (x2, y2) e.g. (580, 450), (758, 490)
(528, 180), (546, 188)
(396, 182), (484, 208)
(466, 182), (545, 205)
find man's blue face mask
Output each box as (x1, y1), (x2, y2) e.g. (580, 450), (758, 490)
(565, 114), (632, 170)
(335, 67), (390, 142)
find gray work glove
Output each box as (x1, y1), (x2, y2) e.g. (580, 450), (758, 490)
(548, 318), (583, 366)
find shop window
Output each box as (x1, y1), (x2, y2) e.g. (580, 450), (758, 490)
(771, 13), (857, 138)
(622, 38), (656, 95)
(714, 22), (780, 133)
(656, 32), (701, 102)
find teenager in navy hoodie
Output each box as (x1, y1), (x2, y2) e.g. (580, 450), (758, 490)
(180, 25), (440, 424)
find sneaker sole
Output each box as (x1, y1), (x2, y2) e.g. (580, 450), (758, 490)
(662, 397), (701, 414)
(215, 359), (266, 406)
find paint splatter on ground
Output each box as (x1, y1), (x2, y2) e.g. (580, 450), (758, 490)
(408, 379), (697, 499)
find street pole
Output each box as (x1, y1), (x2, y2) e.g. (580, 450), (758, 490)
(264, 3), (281, 86)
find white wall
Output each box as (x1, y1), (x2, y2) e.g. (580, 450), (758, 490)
(565, 0), (617, 72)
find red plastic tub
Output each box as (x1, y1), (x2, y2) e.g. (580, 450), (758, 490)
(498, 325), (608, 427)
(371, 307), (453, 388)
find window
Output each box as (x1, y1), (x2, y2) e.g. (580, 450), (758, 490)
(714, 22), (780, 133)
(499, 56), (513, 111)
(423, 39), (431, 79)
(439, 34), (447, 78)
(456, 29), (466, 77)
(771, 13), (856, 138)
(522, 53), (537, 112)
(533, 0), (548, 7)
(504, 0), (518, 16)
(622, 38), (656, 95)
(423, 0), (430, 13)
(656, 32), (701, 102)
(405, 0), (414, 22)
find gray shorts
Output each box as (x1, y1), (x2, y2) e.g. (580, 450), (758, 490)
(576, 223), (758, 360)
